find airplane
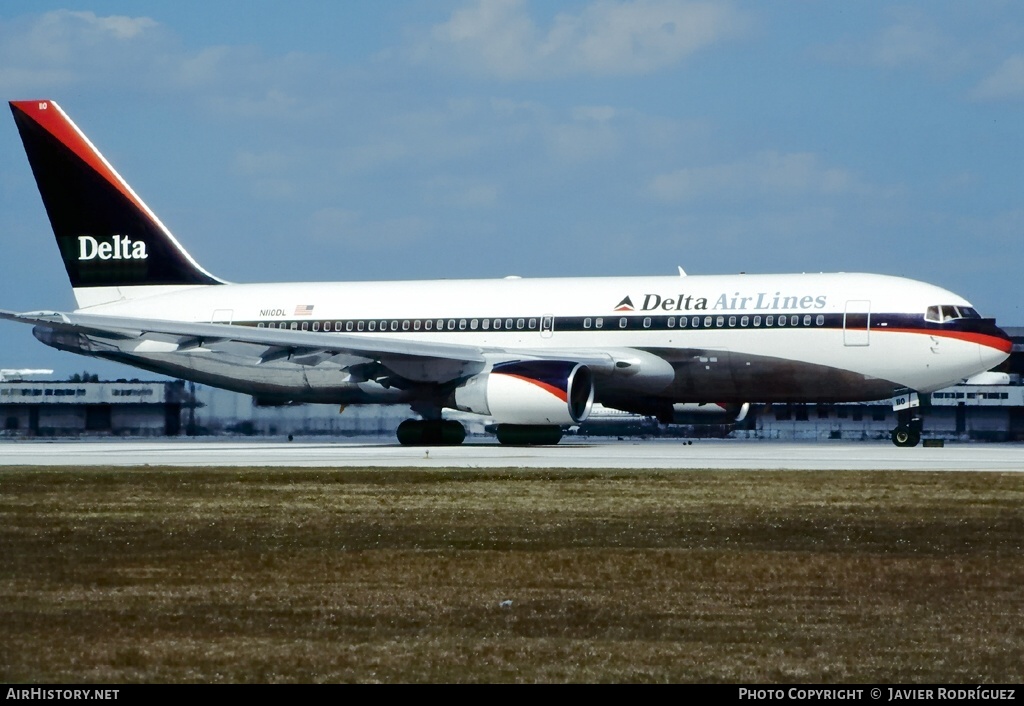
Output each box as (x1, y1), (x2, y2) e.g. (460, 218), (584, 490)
(1, 99), (1012, 447)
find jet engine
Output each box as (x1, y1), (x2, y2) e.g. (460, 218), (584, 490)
(453, 360), (594, 426)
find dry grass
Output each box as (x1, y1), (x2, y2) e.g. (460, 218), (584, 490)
(0, 467), (1022, 683)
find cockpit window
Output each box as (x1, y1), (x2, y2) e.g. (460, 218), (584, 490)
(925, 305), (982, 323)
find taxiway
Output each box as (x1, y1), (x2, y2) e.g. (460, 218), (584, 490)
(1, 437), (1022, 471)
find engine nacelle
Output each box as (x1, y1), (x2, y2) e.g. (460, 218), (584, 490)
(453, 361), (594, 426)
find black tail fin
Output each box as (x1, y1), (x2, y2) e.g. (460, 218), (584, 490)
(10, 100), (223, 306)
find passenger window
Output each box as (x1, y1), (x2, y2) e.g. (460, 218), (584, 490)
(505, 319), (513, 330)
(740, 316), (749, 327)
(470, 319), (478, 330)
(679, 317), (687, 328)
(753, 316), (761, 327)
(816, 315), (824, 326)
(413, 320), (421, 331)
(402, 320), (410, 331)
(595, 318), (604, 329)
(516, 318), (525, 330)
(528, 318), (536, 329)
(667, 317), (675, 328)
(728, 316), (736, 327)
(643, 317), (651, 329)
(290, 322), (298, 330)
(258, 322), (265, 328)
(584, 318), (592, 329)
(766, 316), (773, 326)
(447, 320), (456, 331)
(459, 319), (467, 330)
(313, 322), (320, 332)
(357, 321), (364, 331)
(301, 322), (308, 331)
(803, 315), (811, 326)
(704, 317), (712, 328)
(619, 318), (627, 329)
(482, 319), (489, 330)
(368, 321), (376, 331)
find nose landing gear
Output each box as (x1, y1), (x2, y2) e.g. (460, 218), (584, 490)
(891, 423), (921, 448)
(891, 392), (923, 447)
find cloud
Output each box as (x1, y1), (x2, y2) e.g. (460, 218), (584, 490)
(972, 54), (1024, 100)
(647, 151), (868, 203)
(418, 0), (748, 79)
(815, 9), (969, 75)
(0, 10), (327, 117)
(0, 10), (163, 91)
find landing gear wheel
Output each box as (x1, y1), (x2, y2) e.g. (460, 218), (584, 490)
(396, 419), (466, 446)
(891, 426), (920, 448)
(495, 424), (563, 446)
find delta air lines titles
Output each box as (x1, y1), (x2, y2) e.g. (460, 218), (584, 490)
(617, 291), (828, 313)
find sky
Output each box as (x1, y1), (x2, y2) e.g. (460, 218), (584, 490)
(0, 1), (1022, 380)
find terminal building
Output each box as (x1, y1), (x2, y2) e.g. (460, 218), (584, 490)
(0, 378), (185, 437)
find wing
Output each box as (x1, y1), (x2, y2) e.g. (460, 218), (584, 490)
(0, 309), (618, 385)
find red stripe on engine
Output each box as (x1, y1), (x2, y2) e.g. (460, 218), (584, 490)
(11, 100), (142, 212)
(499, 373), (568, 402)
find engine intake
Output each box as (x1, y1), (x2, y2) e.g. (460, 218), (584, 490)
(453, 360), (594, 425)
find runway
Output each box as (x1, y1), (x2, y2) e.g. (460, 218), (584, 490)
(2, 437), (1023, 470)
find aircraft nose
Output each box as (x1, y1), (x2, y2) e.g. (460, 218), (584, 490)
(979, 321), (1013, 369)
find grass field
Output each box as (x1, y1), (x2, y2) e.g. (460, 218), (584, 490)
(1, 466), (1022, 683)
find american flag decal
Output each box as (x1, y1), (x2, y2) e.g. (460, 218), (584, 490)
(294, 304), (315, 316)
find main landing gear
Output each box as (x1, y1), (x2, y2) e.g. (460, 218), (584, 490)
(494, 424), (563, 446)
(396, 419), (466, 446)
(395, 419), (565, 446)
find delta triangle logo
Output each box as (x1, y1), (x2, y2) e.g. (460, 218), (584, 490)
(614, 296), (634, 312)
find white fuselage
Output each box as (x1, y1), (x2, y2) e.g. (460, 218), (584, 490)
(66, 271), (1008, 408)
